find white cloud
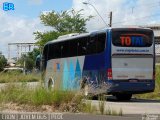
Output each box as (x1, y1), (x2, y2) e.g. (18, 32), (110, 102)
(0, 0), (13, 4)
(28, 0), (43, 5)
(72, 0), (160, 31)
(0, 10), (50, 58)
(1, 0), (160, 58)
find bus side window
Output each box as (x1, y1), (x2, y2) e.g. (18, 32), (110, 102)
(97, 33), (106, 53)
(86, 33), (106, 55)
(53, 43), (61, 59)
(48, 44), (54, 60)
(78, 37), (88, 56)
(70, 39), (78, 57)
(61, 41), (69, 58)
(87, 35), (97, 55)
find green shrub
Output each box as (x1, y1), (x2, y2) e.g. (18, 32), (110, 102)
(135, 66), (160, 99)
(0, 73), (40, 83)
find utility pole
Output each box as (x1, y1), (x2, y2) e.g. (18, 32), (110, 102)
(83, 2), (108, 27)
(109, 11), (112, 27)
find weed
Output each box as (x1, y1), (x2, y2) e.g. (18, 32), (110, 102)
(105, 106), (111, 115)
(105, 107), (123, 116)
(80, 101), (97, 114)
(0, 84), (123, 116)
(82, 101), (92, 113)
(119, 108), (123, 116)
(98, 95), (105, 115)
(0, 73), (40, 83)
(134, 66), (160, 99)
(0, 84), (75, 107)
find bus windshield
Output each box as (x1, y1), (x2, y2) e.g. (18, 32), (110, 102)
(112, 29), (153, 47)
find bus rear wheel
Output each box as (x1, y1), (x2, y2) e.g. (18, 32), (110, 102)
(115, 94), (132, 101)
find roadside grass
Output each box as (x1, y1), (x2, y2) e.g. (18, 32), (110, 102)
(0, 84), (91, 113)
(81, 101), (97, 114)
(98, 95), (123, 116)
(0, 84), (75, 107)
(0, 72), (40, 83)
(106, 108), (123, 116)
(134, 66), (160, 99)
(0, 84), (123, 116)
(98, 95), (105, 115)
(81, 95), (123, 116)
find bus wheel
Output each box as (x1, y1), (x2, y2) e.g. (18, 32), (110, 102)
(115, 94), (132, 101)
(48, 77), (54, 90)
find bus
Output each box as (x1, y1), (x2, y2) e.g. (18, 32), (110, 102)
(42, 27), (155, 100)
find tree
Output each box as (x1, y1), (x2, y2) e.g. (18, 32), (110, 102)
(34, 31), (60, 47)
(27, 48), (40, 61)
(34, 9), (92, 46)
(0, 54), (7, 71)
(17, 48), (40, 71)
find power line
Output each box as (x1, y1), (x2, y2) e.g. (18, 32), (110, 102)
(112, 13), (160, 25)
(83, 2), (108, 27)
(131, 4), (160, 14)
(133, 1), (159, 8)
(111, 1), (160, 16)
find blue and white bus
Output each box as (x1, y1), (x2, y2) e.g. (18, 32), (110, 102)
(42, 28), (155, 100)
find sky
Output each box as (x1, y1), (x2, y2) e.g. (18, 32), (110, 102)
(0, 0), (160, 58)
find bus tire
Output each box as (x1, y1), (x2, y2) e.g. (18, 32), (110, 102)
(115, 93), (132, 101)
(48, 77), (54, 90)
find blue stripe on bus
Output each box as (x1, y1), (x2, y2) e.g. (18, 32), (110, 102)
(106, 30), (112, 81)
(83, 52), (105, 70)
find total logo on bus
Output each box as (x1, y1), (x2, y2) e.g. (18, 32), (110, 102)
(120, 34), (147, 47)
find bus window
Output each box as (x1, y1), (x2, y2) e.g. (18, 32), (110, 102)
(87, 35), (97, 55)
(55, 43), (62, 59)
(47, 33), (106, 59)
(48, 43), (61, 60)
(78, 37), (88, 56)
(112, 29), (153, 47)
(97, 33), (106, 53)
(61, 41), (70, 58)
(48, 44), (53, 60)
(70, 39), (78, 57)
(87, 33), (106, 55)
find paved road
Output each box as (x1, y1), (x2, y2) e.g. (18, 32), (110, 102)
(88, 96), (160, 115)
(64, 114), (142, 120)
(0, 112), (143, 120)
